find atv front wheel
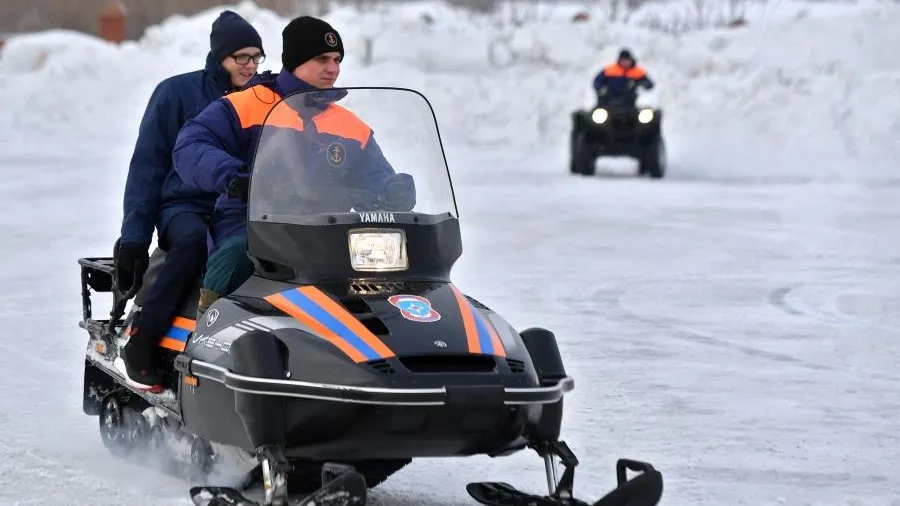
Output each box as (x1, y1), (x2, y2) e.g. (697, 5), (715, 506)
(571, 132), (596, 176)
(639, 136), (666, 179)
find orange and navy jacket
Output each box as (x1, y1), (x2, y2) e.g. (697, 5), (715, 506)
(172, 69), (396, 253)
(592, 63), (654, 95)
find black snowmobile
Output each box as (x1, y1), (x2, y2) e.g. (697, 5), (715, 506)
(78, 86), (664, 506)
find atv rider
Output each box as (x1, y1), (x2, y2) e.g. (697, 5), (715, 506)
(114, 10), (265, 392)
(592, 48), (654, 107)
(173, 15), (416, 317)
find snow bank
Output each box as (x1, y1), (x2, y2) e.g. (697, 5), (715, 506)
(0, 0), (897, 172)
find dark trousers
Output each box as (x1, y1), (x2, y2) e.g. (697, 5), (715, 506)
(129, 212), (208, 357)
(202, 232), (253, 295)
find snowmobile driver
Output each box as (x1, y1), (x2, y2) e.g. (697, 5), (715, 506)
(592, 48), (654, 106)
(173, 15), (416, 318)
(114, 10), (265, 392)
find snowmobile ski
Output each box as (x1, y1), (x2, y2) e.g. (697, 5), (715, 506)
(466, 470), (662, 506)
(189, 470), (367, 506)
(468, 481), (597, 506)
(467, 442), (663, 506)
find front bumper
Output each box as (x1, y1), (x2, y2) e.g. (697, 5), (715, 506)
(179, 357), (576, 407)
(577, 108), (659, 144)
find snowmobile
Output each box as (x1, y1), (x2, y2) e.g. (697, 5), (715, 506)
(569, 88), (666, 179)
(78, 86), (664, 506)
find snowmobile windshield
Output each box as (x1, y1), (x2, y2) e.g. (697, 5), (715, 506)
(247, 87), (458, 225)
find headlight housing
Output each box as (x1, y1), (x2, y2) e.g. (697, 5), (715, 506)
(348, 229), (408, 272)
(591, 108), (609, 124)
(637, 109), (654, 123)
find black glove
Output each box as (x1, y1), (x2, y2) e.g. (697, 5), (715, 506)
(114, 240), (149, 294)
(227, 175), (249, 202)
(380, 173), (416, 211)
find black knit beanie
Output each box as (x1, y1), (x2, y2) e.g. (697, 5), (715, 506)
(210, 10), (264, 63)
(281, 16), (344, 72)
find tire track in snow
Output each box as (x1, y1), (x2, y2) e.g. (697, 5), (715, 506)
(0, 310), (198, 504)
(767, 284), (806, 315)
(0, 434), (185, 505)
(769, 282), (900, 335)
(592, 286), (900, 384)
(830, 76), (860, 158)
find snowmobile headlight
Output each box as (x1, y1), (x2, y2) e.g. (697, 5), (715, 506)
(638, 109), (654, 123)
(348, 229), (408, 272)
(591, 108), (609, 124)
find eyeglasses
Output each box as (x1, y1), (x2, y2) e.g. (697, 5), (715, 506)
(230, 52), (265, 65)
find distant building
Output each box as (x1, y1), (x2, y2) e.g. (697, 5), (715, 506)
(0, 0), (499, 41)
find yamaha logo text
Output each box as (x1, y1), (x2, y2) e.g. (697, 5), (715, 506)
(359, 212), (395, 223)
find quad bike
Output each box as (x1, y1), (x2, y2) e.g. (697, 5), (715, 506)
(570, 91), (666, 179)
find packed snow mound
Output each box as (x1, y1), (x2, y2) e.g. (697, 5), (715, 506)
(0, 30), (118, 73)
(0, 0), (897, 170)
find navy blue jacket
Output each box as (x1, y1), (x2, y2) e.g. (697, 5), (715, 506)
(592, 63), (654, 96)
(119, 52), (240, 247)
(173, 70), (407, 254)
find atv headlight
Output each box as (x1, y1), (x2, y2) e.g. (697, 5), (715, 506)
(348, 229), (408, 272)
(638, 109), (654, 123)
(591, 108), (609, 124)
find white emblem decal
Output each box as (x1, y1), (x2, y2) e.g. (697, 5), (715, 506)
(206, 308), (219, 327)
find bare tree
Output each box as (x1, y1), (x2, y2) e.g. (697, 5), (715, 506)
(349, 0), (385, 66)
(486, 1), (567, 69)
(0, 0), (302, 40)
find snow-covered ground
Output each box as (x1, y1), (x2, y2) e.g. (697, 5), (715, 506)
(0, 0), (898, 504)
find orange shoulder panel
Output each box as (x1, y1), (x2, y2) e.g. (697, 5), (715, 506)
(266, 99), (307, 131)
(602, 63), (625, 77)
(225, 86), (304, 131)
(312, 105), (372, 148)
(626, 66), (647, 79)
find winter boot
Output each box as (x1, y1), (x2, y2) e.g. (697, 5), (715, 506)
(197, 288), (220, 320)
(115, 338), (164, 393)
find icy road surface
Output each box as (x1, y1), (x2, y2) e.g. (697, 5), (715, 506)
(0, 146), (898, 505)
(3, 0), (900, 502)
